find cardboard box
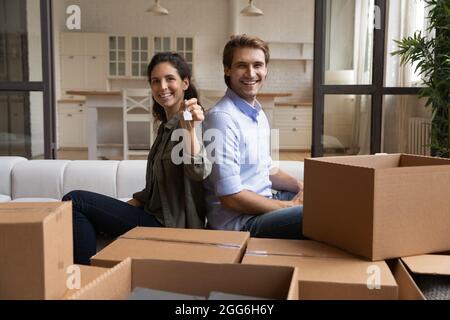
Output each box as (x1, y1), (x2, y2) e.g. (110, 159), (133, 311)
(242, 238), (398, 300)
(91, 227), (250, 267)
(389, 254), (450, 300)
(303, 153), (450, 261)
(68, 258), (298, 300)
(0, 202), (73, 299)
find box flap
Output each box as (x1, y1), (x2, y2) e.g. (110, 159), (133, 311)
(67, 258), (132, 300)
(243, 255), (397, 287)
(388, 259), (425, 300)
(91, 238), (243, 267)
(401, 255), (450, 276)
(399, 154), (450, 167)
(307, 154), (401, 169)
(61, 265), (109, 299)
(131, 259), (294, 299)
(0, 202), (67, 223)
(245, 238), (355, 259)
(120, 227), (249, 248)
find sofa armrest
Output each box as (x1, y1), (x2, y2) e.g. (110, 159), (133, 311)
(0, 156), (27, 197)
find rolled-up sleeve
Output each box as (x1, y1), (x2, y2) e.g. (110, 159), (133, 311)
(204, 111), (242, 197)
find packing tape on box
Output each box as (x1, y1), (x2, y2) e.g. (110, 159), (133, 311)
(245, 250), (342, 259)
(119, 235), (243, 249)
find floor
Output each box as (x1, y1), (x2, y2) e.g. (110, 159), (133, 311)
(57, 148), (310, 161)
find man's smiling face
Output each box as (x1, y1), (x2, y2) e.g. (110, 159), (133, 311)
(225, 47), (268, 105)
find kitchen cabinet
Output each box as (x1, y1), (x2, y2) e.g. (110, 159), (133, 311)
(58, 101), (87, 148)
(60, 32), (108, 97)
(108, 35), (194, 78)
(268, 42), (313, 72)
(274, 104), (312, 150)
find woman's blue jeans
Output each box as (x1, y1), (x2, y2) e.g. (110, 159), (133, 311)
(62, 190), (162, 265)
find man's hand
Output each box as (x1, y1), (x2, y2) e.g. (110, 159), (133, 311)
(127, 198), (142, 207)
(290, 190), (303, 205)
(296, 180), (304, 194)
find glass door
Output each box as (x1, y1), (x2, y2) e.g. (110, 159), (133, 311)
(0, 0), (55, 159)
(313, 0), (426, 157)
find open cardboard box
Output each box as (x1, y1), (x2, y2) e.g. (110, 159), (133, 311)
(91, 227), (250, 267)
(67, 258), (298, 300)
(389, 254), (450, 300)
(0, 202), (73, 299)
(242, 238), (398, 300)
(303, 153), (450, 261)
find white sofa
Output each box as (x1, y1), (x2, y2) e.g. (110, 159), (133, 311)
(0, 156), (304, 203)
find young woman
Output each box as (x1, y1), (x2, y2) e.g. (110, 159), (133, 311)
(63, 52), (211, 265)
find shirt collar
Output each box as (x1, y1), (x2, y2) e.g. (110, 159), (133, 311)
(164, 113), (180, 130)
(226, 88), (262, 122)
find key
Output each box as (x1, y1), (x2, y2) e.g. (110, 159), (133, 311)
(183, 100), (193, 121)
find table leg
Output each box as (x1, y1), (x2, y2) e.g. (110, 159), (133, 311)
(87, 107), (98, 160)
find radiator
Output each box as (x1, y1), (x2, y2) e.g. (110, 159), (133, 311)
(408, 117), (431, 156)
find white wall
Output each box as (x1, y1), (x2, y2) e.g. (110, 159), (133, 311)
(53, 0), (315, 103)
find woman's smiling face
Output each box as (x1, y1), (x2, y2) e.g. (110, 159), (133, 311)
(150, 62), (189, 115)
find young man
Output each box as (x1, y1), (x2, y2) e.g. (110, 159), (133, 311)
(203, 34), (305, 239)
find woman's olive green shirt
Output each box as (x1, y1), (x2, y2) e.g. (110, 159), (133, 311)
(132, 116), (211, 229)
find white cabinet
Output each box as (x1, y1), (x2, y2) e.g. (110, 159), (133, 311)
(60, 32), (108, 97)
(273, 105), (312, 150)
(58, 102), (87, 148)
(267, 42), (313, 72)
(85, 55), (107, 89)
(60, 55), (84, 90)
(107, 35), (195, 78)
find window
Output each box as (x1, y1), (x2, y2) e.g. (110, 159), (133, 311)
(154, 36), (171, 54)
(109, 36), (126, 76)
(176, 37), (194, 73)
(131, 36), (149, 77)
(385, 0), (427, 87)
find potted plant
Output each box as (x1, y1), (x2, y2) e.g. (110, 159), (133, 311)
(392, 0), (449, 158)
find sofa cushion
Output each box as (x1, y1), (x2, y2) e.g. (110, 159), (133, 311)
(116, 160), (147, 199)
(11, 160), (70, 200)
(276, 160), (304, 181)
(63, 161), (120, 198)
(0, 156), (27, 197)
(0, 194), (11, 202)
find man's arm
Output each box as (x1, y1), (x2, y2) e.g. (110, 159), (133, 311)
(269, 168), (303, 193)
(219, 189), (294, 215)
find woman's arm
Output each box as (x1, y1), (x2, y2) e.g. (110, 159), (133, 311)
(178, 99), (212, 181)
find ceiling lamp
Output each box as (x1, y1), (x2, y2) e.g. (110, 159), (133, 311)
(147, 0), (169, 16)
(240, 0), (263, 17)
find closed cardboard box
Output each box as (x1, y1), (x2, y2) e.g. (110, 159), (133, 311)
(68, 258), (298, 300)
(91, 227), (250, 267)
(242, 238), (398, 300)
(0, 202), (73, 299)
(303, 154), (450, 261)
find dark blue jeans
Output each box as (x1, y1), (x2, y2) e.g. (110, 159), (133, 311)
(62, 190), (162, 265)
(241, 191), (305, 240)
